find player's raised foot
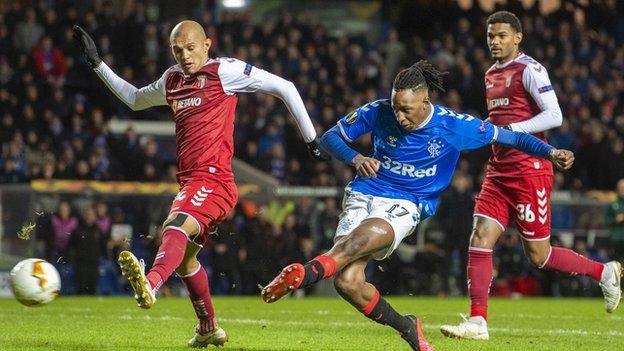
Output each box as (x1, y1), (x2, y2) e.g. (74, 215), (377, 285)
(118, 251), (156, 309)
(599, 261), (622, 313)
(400, 315), (434, 351)
(439, 315), (489, 340)
(261, 263), (304, 303)
(188, 326), (228, 348)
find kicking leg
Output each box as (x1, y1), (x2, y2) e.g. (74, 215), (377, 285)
(261, 218), (395, 303)
(523, 238), (622, 313)
(118, 212), (198, 309)
(334, 258), (434, 351)
(440, 215), (501, 340)
(177, 240), (228, 348)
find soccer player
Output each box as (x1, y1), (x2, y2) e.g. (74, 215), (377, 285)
(260, 60), (574, 351)
(73, 21), (327, 348)
(440, 11), (622, 340)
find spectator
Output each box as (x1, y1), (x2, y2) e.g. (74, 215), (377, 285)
(31, 35), (67, 86)
(437, 172), (474, 296)
(606, 178), (624, 261)
(49, 200), (78, 258)
(380, 29), (407, 86)
(68, 205), (106, 294)
(12, 8), (44, 53)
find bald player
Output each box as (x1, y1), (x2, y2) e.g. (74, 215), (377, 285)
(73, 22), (327, 348)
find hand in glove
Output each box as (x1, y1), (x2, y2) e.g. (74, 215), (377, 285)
(73, 25), (101, 68)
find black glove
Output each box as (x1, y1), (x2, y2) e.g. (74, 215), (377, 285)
(306, 138), (331, 161)
(73, 25), (101, 68)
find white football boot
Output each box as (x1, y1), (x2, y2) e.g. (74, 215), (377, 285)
(118, 251), (156, 309)
(188, 326), (228, 348)
(440, 314), (489, 340)
(599, 261), (622, 313)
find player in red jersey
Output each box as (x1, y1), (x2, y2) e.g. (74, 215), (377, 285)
(74, 21), (327, 348)
(440, 11), (622, 340)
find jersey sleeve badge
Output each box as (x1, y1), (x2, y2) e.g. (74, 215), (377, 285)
(345, 110), (359, 124)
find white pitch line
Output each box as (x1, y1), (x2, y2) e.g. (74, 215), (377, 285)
(216, 317), (624, 337)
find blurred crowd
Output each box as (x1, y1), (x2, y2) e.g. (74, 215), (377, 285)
(1, 1), (623, 189)
(1, 0), (624, 297)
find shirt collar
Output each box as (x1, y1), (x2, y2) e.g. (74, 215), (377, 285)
(495, 52), (524, 69)
(413, 103), (435, 130)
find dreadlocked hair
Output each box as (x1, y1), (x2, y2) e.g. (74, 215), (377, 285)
(392, 60), (448, 93)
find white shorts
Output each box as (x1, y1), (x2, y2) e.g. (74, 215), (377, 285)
(335, 190), (421, 260)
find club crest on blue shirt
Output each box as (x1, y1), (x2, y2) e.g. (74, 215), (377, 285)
(427, 140), (443, 158)
(387, 135), (397, 147)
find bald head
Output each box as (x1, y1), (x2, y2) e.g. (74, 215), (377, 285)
(170, 20), (211, 75)
(170, 20), (206, 43)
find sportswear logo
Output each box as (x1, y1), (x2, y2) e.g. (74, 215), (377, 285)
(533, 65), (543, 72)
(174, 191), (187, 202)
(437, 107), (457, 117)
(387, 135), (397, 147)
(485, 81), (494, 89)
(537, 188), (548, 224)
(612, 270), (620, 287)
(191, 186), (213, 207)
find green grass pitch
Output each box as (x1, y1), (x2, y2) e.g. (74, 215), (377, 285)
(0, 296), (622, 350)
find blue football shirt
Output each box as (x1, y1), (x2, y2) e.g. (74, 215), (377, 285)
(337, 99), (497, 219)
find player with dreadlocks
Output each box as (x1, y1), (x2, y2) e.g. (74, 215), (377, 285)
(260, 60), (574, 351)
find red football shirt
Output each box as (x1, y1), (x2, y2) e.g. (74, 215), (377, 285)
(98, 57), (317, 185)
(484, 53), (559, 178)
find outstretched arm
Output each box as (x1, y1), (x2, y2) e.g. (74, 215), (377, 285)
(73, 25), (167, 111)
(494, 127), (574, 170)
(449, 115), (573, 171)
(218, 58), (327, 160)
(93, 63), (168, 110)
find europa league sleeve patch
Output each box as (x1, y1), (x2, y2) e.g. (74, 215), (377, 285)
(345, 110), (358, 124)
(243, 63), (253, 76)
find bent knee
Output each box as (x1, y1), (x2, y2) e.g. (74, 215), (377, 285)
(469, 221), (502, 249)
(163, 212), (200, 237)
(175, 257), (200, 276)
(527, 251), (549, 267)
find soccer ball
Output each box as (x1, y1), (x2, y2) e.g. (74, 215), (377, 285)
(9, 258), (61, 306)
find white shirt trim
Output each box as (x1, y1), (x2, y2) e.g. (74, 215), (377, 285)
(413, 103), (435, 130)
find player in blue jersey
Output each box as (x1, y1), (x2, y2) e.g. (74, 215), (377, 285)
(260, 61), (573, 351)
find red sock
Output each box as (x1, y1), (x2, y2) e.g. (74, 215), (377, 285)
(146, 228), (188, 292)
(542, 247), (604, 281)
(361, 289), (381, 315)
(313, 255), (337, 278)
(300, 255), (337, 288)
(181, 265), (217, 334)
(468, 247), (493, 320)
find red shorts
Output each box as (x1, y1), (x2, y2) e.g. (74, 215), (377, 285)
(169, 179), (238, 245)
(474, 175), (553, 240)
